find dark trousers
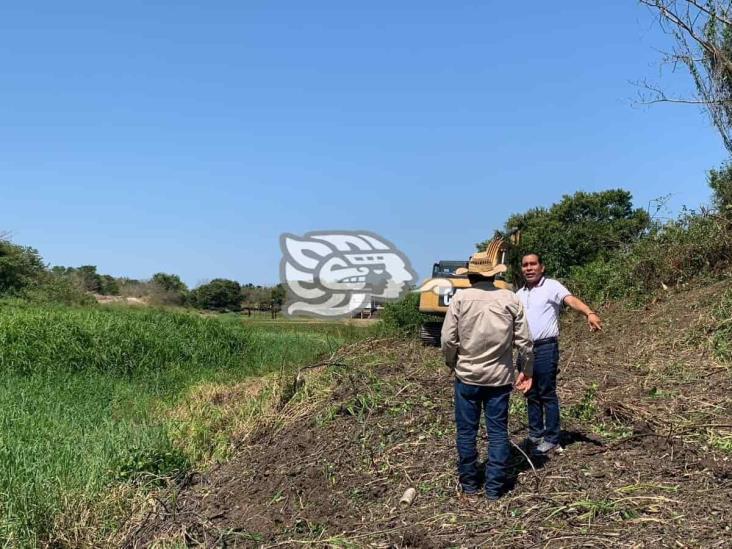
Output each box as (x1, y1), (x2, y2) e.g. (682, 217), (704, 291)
(454, 379), (511, 498)
(526, 340), (561, 445)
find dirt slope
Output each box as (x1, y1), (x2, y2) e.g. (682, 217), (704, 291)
(129, 283), (731, 548)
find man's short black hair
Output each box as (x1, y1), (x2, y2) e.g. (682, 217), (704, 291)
(521, 253), (543, 265)
(468, 274), (495, 285)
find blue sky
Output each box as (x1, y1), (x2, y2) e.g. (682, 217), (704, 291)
(1, 1), (727, 286)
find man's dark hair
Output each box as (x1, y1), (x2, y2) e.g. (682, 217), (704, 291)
(521, 253), (543, 265)
(468, 274), (495, 285)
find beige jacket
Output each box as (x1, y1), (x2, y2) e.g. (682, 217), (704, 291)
(441, 281), (534, 386)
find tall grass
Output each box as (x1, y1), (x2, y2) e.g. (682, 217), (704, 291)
(0, 303), (350, 547)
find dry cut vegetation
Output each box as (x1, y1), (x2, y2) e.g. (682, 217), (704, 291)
(130, 281), (731, 548)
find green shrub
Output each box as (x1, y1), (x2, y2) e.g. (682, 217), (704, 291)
(113, 444), (189, 485)
(380, 292), (436, 336)
(20, 273), (97, 307)
(568, 211), (732, 305)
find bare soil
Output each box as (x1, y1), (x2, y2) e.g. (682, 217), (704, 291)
(129, 283), (732, 548)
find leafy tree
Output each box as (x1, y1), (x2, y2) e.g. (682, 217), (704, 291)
(240, 283), (270, 309)
(191, 279), (241, 311)
(479, 190), (651, 280)
(99, 274), (120, 296)
(151, 272), (188, 293)
(0, 239), (46, 294)
(271, 283), (287, 308)
(75, 265), (103, 293)
(149, 272), (188, 306)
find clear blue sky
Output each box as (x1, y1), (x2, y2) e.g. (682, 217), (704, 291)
(1, 1), (727, 286)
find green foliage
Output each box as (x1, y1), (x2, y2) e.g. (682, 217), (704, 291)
(0, 305), (249, 377)
(149, 272), (189, 306)
(479, 190), (650, 281)
(0, 304), (347, 546)
(21, 272), (97, 306)
(711, 288), (732, 362)
(569, 209), (732, 304)
(567, 383), (599, 421)
(99, 274), (120, 295)
(151, 272), (187, 293)
(76, 265), (103, 293)
(191, 278), (242, 311)
(113, 444), (189, 484)
(379, 292), (434, 336)
(708, 164), (732, 215)
(51, 265), (121, 296)
(0, 240), (46, 295)
(271, 283), (287, 307)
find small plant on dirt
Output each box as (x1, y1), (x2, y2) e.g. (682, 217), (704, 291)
(647, 386), (676, 399)
(550, 498), (637, 525)
(292, 518), (326, 537)
(113, 445), (189, 485)
(509, 394), (528, 417)
(268, 490), (285, 505)
(567, 383), (599, 421)
(708, 431), (732, 453)
(323, 462), (337, 485)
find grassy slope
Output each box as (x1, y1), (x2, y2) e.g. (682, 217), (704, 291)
(0, 304), (361, 547)
(135, 283), (732, 548)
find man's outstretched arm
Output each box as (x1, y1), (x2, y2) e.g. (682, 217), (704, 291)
(564, 295), (603, 332)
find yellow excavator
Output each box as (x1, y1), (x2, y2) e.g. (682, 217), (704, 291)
(418, 237), (512, 346)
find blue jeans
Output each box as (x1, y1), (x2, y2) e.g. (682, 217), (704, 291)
(527, 341), (560, 445)
(454, 379), (511, 498)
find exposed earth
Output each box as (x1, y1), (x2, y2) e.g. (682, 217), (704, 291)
(128, 282), (731, 548)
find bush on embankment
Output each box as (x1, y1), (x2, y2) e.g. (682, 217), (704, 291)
(568, 209), (732, 305)
(379, 292), (440, 336)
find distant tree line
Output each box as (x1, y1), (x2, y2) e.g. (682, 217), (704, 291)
(0, 240), (288, 312)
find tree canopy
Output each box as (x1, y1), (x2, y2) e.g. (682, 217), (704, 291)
(190, 279), (241, 311)
(479, 189), (651, 280)
(0, 240), (46, 295)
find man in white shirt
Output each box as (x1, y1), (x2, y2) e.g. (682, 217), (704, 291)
(516, 253), (602, 455)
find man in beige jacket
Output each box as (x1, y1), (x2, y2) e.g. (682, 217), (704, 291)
(441, 252), (534, 500)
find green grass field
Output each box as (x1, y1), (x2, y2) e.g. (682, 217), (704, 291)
(0, 303), (370, 547)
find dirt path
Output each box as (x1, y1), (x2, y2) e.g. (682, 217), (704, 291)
(129, 285), (732, 548)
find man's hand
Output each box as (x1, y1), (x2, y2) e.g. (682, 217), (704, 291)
(564, 296), (603, 333)
(515, 372), (532, 394)
(587, 312), (603, 332)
